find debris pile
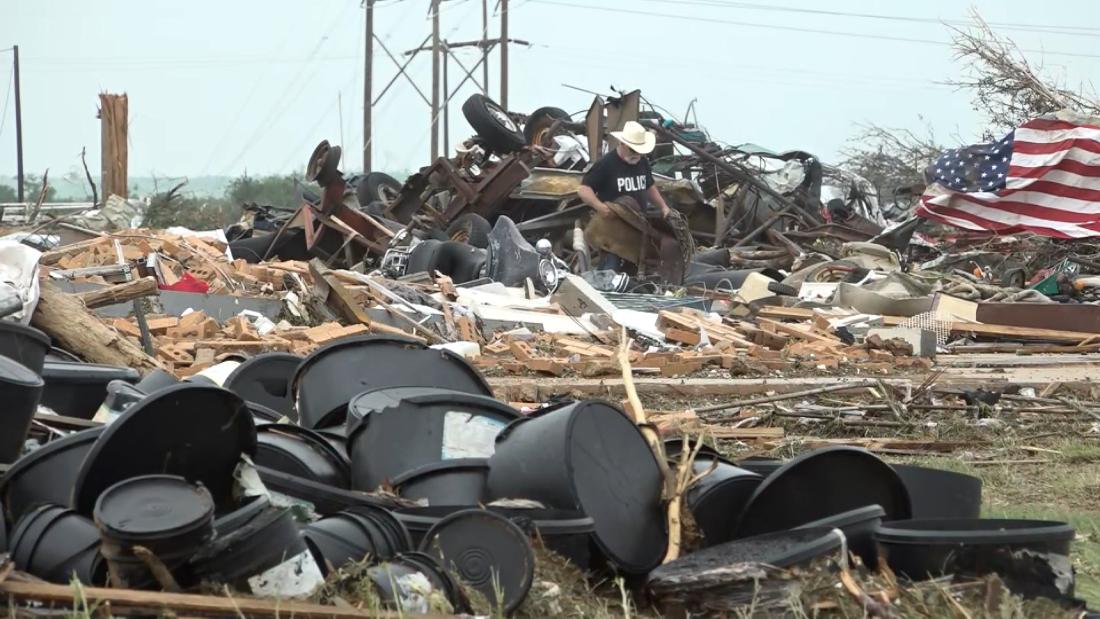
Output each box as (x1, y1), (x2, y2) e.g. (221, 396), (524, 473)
(0, 89), (1097, 616)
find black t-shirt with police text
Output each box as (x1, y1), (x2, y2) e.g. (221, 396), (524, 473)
(581, 150), (654, 210)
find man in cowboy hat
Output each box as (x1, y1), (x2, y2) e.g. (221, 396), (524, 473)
(577, 120), (672, 269)
(578, 120), (671, 219)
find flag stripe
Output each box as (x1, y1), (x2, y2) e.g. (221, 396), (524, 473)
(1015, 125), (1100, 145)
(920, 113), (1100, 238)
(1020, 118), (1100, 133)
(919, 198), (1099, 238)
(1010, 147), (1100, 168)
(1012, 138), (1100, 157)
(1001, 181), (1100, 204)
(1008, 160), (1100, 181)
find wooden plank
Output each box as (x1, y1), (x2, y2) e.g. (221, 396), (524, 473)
(32, 280), (164, 373)
(702, 426), (785, 440)
(759, 305), (1100, 344)
(0, 579), (432, 618)
(75, 277), (158, 309)
(756, 318), (841, 345)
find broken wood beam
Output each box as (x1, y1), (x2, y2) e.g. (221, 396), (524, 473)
(758, 306), (1100, 344)
(694, 380), (880, 414)
(32, 280), (164, 374)
(75, 276), (158, 309)
(0, 578), (432, 618)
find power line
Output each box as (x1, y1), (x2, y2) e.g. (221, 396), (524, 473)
(635, 0), (1100, 37)
(529, 0), (1100, 60)
(0, 68), (11, 139)
(217, 4), (356, 176)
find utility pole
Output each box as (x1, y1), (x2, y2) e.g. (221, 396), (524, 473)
(363, 0), (374, 172)
(13, 45), (24, 203)
(442, 43), (449, 157)
(500, 0), (509, 110)
(430, 0), (441, 161)
(481, 0), (489, 95)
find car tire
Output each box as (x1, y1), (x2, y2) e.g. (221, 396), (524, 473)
(357, 172), (401, 207)
(523, 106), (570, 146)
(445, 213), (492, 248)
(462, 94), (525, 153)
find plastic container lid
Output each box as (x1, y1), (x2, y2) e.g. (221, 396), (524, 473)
(420, 509), (535, 612)
(94, 474), (214, 542)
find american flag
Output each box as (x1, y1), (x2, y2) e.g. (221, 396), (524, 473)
(918, 112), (1100, 238)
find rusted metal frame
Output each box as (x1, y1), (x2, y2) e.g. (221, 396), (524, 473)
(643, 121), (821, 227)
(442, 155), (531, 221)
(585, 97), (604, 160)
(374, 34), (432, 107)
(731, 204), (793, 248)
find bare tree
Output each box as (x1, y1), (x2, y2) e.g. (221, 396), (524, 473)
(839, 121), (945, 210)
(947, 10), (1100, 137)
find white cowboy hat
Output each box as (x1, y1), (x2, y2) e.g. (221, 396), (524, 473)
(610, 120), (656, 155)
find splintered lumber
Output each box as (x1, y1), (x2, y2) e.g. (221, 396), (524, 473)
(694, 380), (880, 414)
(32, 280), (164, 373)
(758, 305), (1100, 344)
(74, 276), (158, 309)
(0, 579), (431, 619)
(39, 236), (111, 266)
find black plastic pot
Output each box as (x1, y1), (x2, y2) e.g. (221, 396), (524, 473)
(663, 437), (724, 461)
(0, 321), (49, 373)
(734, 456), (784, 479)
(40, 361), (140, 419)
(293, 335), (492, 429)
(392, 458), (489, 506)
(367, 551), (469, 614)
(347, 386), (519, 492)
(795, 504), (885, 568)
(213, 495), (271, 536)
(396, 505), (594, 568)
(486, 400), (666, 574)
(647, 527), (842, 612)
(45, 347), (81, 363)
(301, 506), (412, 575)
(876, 519), (1076, 601)
(256, 424), (350, 489)
(420, 508), (534, 613)
(685, 458), (762, 547)
(94, 475), (215, 588)
(733, 447), (911, 539)
(892, 464), (983, 519)
(133, 369), (180, 394)
(190, 506), (317, 591)
(222, 352), (301, 422)
(313, 426), (349, 461)
(0, 355), (44, 463)
(95, 475), (214, 547)
(248, 401), (283, 424)
(0, 426), (104, 524)
(72, 383), (257, 515)
(255, 465), (397, 516)
(10, 503), (107, 585)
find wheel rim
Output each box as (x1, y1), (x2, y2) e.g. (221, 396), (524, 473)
(450, 226), (470, 243)
(488, 105), (519, 132)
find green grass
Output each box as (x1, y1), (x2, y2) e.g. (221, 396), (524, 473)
(897, 444), (1100, 608)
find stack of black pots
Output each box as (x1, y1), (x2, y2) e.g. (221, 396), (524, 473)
(645, 444), (1080, 614)
(0, 374), (328, 597)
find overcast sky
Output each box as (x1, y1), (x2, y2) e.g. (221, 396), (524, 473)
(3, 0), (1100, 183)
